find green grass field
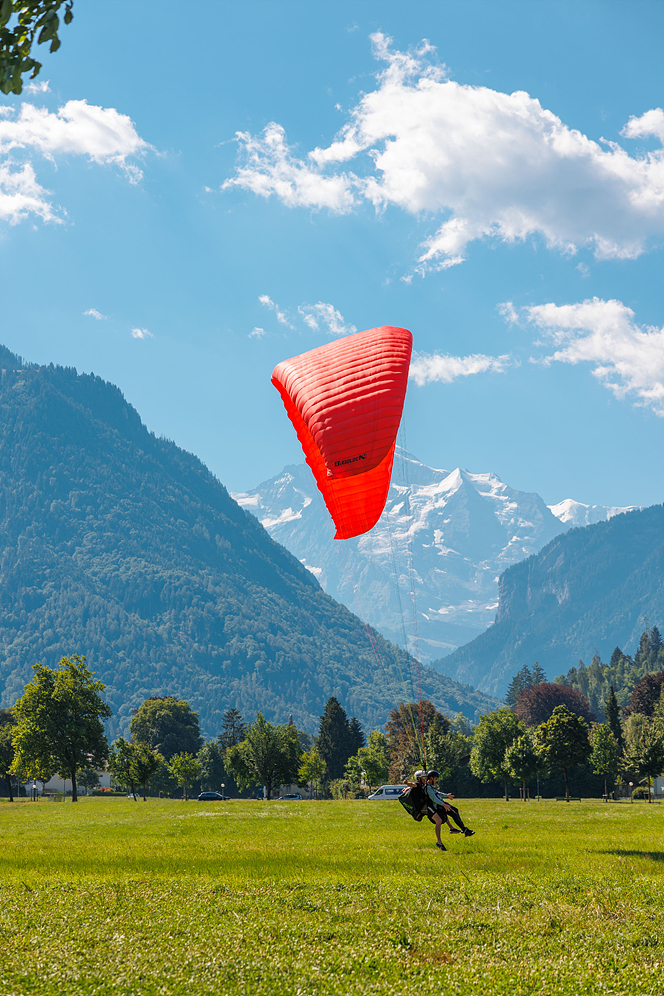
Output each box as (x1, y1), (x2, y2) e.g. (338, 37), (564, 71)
(0, 796), (662, 996)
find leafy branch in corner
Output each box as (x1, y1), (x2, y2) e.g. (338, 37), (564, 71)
(0, 0), (73, 95)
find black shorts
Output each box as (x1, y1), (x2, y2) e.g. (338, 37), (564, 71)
(426, 803), (448, 824)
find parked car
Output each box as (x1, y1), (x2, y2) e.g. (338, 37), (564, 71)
(367, 785), (407, 800)
(197, 791), (230, 801)
(278, 793), (302, 800)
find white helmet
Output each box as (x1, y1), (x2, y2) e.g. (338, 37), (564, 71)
(414, 770), (426, 780)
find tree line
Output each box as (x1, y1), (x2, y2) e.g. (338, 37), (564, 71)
(3, 623), (663, 803)
(487, 624), (664, 800)
(0, 655), (378, 801)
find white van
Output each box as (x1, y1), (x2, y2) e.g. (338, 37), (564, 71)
(368, 785), (407, 800)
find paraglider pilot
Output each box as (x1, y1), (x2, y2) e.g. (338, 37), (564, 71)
(425, 770), (475, 850)
(400, 770), (475, 851)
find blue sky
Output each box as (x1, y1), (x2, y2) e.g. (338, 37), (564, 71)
(1, 0), (663, 508)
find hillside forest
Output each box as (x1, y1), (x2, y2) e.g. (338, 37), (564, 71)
(0, 345), (498, 738)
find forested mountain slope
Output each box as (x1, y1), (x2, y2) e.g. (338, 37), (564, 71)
(435, 505), (664, 696)
(0, 346), (499, 737)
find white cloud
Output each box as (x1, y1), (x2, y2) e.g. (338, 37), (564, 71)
(621, 108), (664, 144)
(0, 98), (151, 226)
(25, 80), (51, 94)
(224, 33), (664, 270)
(84, 308), (107, 320)
(297, 302), (357, 337)
(222, 123), (355, 213)
(259, 294), (291, 326)
(576, 262), (590, 278)
(497, 301), (519, 325)
(526, 297), (664, 415)
(130, 328), (153, 340)
(249, 326), (265, 339)
(409, 351), (514, 386)
(0, 99), (150, 177)
(0, 161), (57, 224)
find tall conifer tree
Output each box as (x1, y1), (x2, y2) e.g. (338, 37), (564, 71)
(348, 716), (365, 754)
(317, 697), (354, 781)
(531, 662), (546, 685)
(609, 647), (624, 668)
(219, 708), (246, 751)
(604, 685), (624, 751)
(505, 665), (532, 709)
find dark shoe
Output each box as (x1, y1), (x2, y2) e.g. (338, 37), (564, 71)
(435, 842), (447, 851)
(463, 828), (475, 837)
(448, 827), (462, 834)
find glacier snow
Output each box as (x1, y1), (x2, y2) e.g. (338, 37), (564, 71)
(232, 449), (636, 666)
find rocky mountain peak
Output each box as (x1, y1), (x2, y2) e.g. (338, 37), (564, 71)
(233, 447), (636, 667)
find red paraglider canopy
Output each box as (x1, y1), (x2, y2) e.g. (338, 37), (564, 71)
(271, 325), (412, 539)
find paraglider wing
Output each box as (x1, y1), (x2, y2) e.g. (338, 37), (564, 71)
(271, 325), (412, 539)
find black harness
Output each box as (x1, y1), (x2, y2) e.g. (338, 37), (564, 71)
(398, 783), (427, 821)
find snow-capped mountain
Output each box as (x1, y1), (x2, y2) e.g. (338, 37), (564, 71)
(547, 498), (639, 528)
(232, 449), (636, 667)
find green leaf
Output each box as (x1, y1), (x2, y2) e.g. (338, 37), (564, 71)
(0, 0), (13, 30)
(37, 22), (56, 45)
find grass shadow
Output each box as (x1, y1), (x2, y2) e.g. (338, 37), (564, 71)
(600, 850), (664, 861)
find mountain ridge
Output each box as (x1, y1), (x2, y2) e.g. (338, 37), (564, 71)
(233, 450), (636, 663)
(0, 346), (500, 736)
(434, 504), (664, 695)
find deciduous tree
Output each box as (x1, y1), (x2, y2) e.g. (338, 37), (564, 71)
(299, 749), (326, 799)
(108, 737), (137, 798)
(0, 712), (16, 801)
(589, 723), (619, 798)
(11, 655), (111, 802)
(225, 713), (303, 799)
(627, 672), (664, 718)
(76, 766), (99, 794)
(470, 710), (524, 801)
(515, 683), (594, 726)
(131, 743), (162, 801)
(344, 730), (389, 792)
(386, 700), (448, 782)
(167, 752), (201, 801)
(129, 697), (202, 761)
(534, 705), (591, 800)
(622, 715), (664, 803)
(197, 740), (226, 793)
(504, 731), (542, 800)
(426, 718), (471, 784)
(654, 686), (664, 731)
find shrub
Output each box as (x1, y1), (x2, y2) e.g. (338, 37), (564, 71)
(329, 778), (367, 799)
(631, 786), (650, 800)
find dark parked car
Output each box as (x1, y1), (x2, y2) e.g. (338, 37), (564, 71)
(197, 791), (230, 801)
(278, 793), (302, 800)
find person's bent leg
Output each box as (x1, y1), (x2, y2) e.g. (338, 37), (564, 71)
(445, 804), (467, 831)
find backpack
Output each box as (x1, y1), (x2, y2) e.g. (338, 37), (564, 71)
(398, 784), (427, 821)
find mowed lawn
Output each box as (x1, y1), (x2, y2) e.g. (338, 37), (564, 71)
(0, 797), (662, 996)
